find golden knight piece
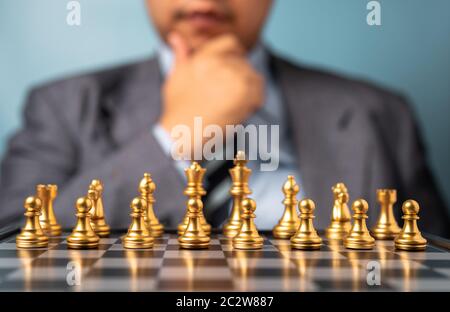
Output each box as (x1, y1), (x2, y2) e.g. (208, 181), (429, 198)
(139, 173), (164, 237)
(67, 197), (100, 249)
(36, 184), (62, 236)
(325, 182), (352, 240)
(290, 199), (322, 250)
(371, 189), (401, 240)
(344, 199), (375, 250)
(88, 179), (110, 237)
(123, 197), (154, 249)
(394, 200), (427, 251)
(232, 198), (263, 250)
(16, 196), (49, 249)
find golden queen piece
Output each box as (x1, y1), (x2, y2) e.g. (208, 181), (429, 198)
(291, 199), (322, 250)
(395, 200), (427, 251)
(371, 189), (401, 240)
(123, 197), (154, 249)
(223, 151), (252, 238)
(178, 162), (211, 236)
(16, 196), (49, 248)
(67, 197), (100, 249)
(273, 176), (301, 239)
(232, 198), (263, 250)
(344, 199), (375, 250)
(88, 180), (110, 237)
(139, 173), (164, 237)
(178, 198), (210, 249)
(325, 183), (352, 240)
(36, 184), (62, 236)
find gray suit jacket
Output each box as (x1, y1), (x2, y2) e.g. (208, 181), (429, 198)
(1, 53), (449, 236)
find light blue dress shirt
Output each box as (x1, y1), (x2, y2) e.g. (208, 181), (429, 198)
(152, 43), (303, 229)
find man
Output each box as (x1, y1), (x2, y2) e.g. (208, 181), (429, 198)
(0, 0), (448, 236)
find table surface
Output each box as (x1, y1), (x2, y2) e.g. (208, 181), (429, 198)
(0, 228), (449, 292)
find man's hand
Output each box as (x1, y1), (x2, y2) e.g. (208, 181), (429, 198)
(159, 32), (264, 141)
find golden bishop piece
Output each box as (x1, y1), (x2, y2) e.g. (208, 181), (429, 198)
(325, 182), (352, 240)
(273, 175), (301, 239)
(223, 151), (252, 238)
(123, 197), (154, 249)
(139, 173), (164, 237)
(394, 200), (427, 251)
(88, 180), (110, 237)
(16, 196), (49, 249)
(36, 184), (62, 236)
(371, 189), (401, 240)
(232, 198), (263, 250)
(178, 198), (210, 249)
(178, 162), (211, 236)
(344, 199), (375, 250)
(67, 197), (100, 249)
(290, 199), (322, 250)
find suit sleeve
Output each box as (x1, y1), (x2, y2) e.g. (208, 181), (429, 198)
(0, 87), (184, 228)
(391, 95), (450, 237)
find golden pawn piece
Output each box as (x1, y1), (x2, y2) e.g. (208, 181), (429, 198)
(123, 197), (154, 249)
(273, 176), (301, 239)
(291, 199), (322, 250)
(325, 183), (352, 240)
(16, 196), (49, 249)
(67, 197), (100, 249)
(344, 199), (375, 250)
(178, 198), (210, 249)
(395, 200), (427, 251)
(139, 173), (164, 237)
(36, 184), (62, 236)
(88, 180), (110, 237)
(223, 151), (252, 238)
(371, 189), (401, 240)
(178, 162), (211, 236)
(232, 198), (263, 250)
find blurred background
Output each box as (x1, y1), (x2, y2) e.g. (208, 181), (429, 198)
(0, 0), (449, 210)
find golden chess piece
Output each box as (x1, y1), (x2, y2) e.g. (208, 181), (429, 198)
(325, 182), (352, 240)
(67, 197), (100, 249)
(139, 173), (164, 237)
(290, 199), (322, 250)
(178, 162), (211, 236)
(178, 198), (210, 249)
(232, 198), (263, 250)
(371, 189), (401, 240)
(88, 180), (110, 237)
(395, 200), (427, 251)
(123, 197), (154, 249)
(223, 151), (252, 238)
(16, 196), (49, 248)
(273, 175), (301, 239)
(36, 184), (62, 236)
(344, 199), (375, 250)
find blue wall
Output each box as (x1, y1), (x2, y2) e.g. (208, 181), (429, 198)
(1, 0), (449, 208)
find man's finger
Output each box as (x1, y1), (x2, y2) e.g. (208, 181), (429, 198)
(167, 32), (190, 66)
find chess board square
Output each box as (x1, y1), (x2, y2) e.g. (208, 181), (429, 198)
(289, 258), (354, 268)
(0, 280), (73, 291)
(411, 260), (450, 268)
(7, 267), (70, 280)
(314, 280), (392, 291)
(108, 244), (166, 251)
(39, 249), (106, 259)
(433, 268), (450, 278)
(167, 238), (221, 245)
(386, 278), (450, 291)
(352, 259), (427, 270)
(231, 267), (300, 277)
(158, 279), (233, 291)
(0, 249), (47, 258)
(232, 277), (318, 291)
(51, 243), (112, 250)
(379, 268), (448, 279)
(0, 268), (18, 279)
(102, 250), (164, 258)
(88, 267), (159, 278)
(166, 244), (222, 251)
(338, 251), (402, 260)
(79, 277), (157, 291)
(98, 238), (120, 244)
(282, 250), (347, 260)
(159, 266), (231, 280)
(164, 250), (225, 259)
(31, 257), (99, 267)
(299, 267), (366, 280)
(393, 252), (450, 260)
(223, 250), (285, 259)
(0, 258), (32, 268)
(0, 243), (22, 250)
(227, 258), (295, 269)
(163, 258), (228, 267)
(94, 258), (163, 268)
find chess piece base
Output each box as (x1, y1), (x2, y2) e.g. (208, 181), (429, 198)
(325, 221), (351, 240)
(16, 234), (48, 249)
(395, 236), (427, 251)
(67, 234), (99, 249)
(223, 221), (242, 238)
(41, 223), (62, 237)
(232, 236), (264, 250)
(290, 236), (322, 250)
(123, 236), (154, 249)
(91, 223), (110, 238)
(344, 237), (375, 250)
(149, 223), (164, 238)
(273, 221), (299, 239)
(371, 228), (400, 240)
(178, 234), (210, 249)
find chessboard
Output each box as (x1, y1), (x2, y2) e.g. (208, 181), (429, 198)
(0, 230), (449, 292)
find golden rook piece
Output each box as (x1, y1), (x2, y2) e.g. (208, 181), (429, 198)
(123, 197), (154, 249)
(178, 198), (210, 249)
(223, 151), (252, 238)
(344, 199), (375, 250)
(273, 176), (301, 239)
(371, 189), (401, 239)
(395, 200), (427, 251)
(178, 162), (211, 236)
(325, 183), (352, 240)
(16, 196), (49, 249)
(67, 197), (100, 249)
(291, 199), (322, 250)
(36, 184), (62, 236)
(88, 180), (110, 237)
(139, 173), (164, 237)
(232, 198), (263, 250)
